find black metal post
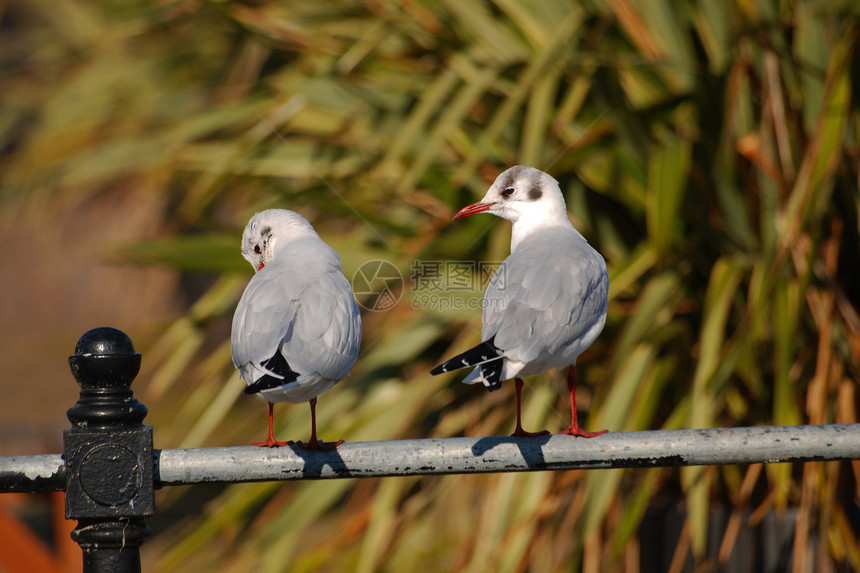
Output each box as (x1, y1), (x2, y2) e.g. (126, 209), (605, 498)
(64, 327), (155, 573)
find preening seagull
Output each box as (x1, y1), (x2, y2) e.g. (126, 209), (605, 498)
(231, 209), (362, 449)
(430, 166), (609, 437)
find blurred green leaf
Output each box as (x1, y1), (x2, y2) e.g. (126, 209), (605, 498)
(647, 138), (692, 257)
(118, 236), (249, 273)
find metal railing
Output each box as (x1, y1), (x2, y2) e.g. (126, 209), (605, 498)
(1, 327), (859, 572)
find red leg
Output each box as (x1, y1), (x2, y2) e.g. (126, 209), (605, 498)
(511, 378), (550, 437)
(559, 365), (606, 437)
(294, 398), (344, 450)
(251, 402), (289, 447)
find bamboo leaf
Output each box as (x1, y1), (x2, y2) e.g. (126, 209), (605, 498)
(646, 138), (692, 257)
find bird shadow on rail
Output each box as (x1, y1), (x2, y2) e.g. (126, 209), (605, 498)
(470, 435), (554, 470)
(284, 443), (350, 479)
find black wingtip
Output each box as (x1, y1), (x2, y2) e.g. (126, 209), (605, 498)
(429, 360), (449, 377)
(244, 351), (299, 394)
(482, 358), (503, 391)
(244, 376), (281, 394)
(429, 337), (503, 380)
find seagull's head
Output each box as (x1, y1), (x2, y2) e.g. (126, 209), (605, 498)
(452, 165), (569, 228)
(240, 209), (317, 272)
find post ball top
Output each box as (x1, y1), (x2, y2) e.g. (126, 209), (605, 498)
(69, 327), (141, 387)
(74, 327), (137, 356)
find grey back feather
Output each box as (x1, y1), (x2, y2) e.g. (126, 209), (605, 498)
(481, 226), (608, 369)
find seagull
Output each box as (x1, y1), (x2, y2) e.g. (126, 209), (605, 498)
(430, 166), (608, 437)
(231, 209), (362, 449)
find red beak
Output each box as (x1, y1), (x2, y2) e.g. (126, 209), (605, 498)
(257, 262), (265, 271)
(452, 201), (495, 220)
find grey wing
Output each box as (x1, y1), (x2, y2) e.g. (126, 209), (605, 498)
(231, 271), (299, 374)
(282, 271), (362, 381)
(482, 248), (607, 364)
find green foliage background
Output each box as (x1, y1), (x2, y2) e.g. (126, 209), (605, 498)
(2, 0), (859, 570)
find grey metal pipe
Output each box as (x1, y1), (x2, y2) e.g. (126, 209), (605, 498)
(3, 424), (859, 492)
(155, 423), (860, 486)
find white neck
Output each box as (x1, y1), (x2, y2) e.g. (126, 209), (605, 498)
(510, 211), (579, 251)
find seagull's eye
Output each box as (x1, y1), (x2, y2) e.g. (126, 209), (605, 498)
(254, 245), (262, 255)
(502, 187), (515, 198)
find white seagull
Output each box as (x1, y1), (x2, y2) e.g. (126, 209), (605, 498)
(231, 209), (362, 449)
(431, 166), (608, 437)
